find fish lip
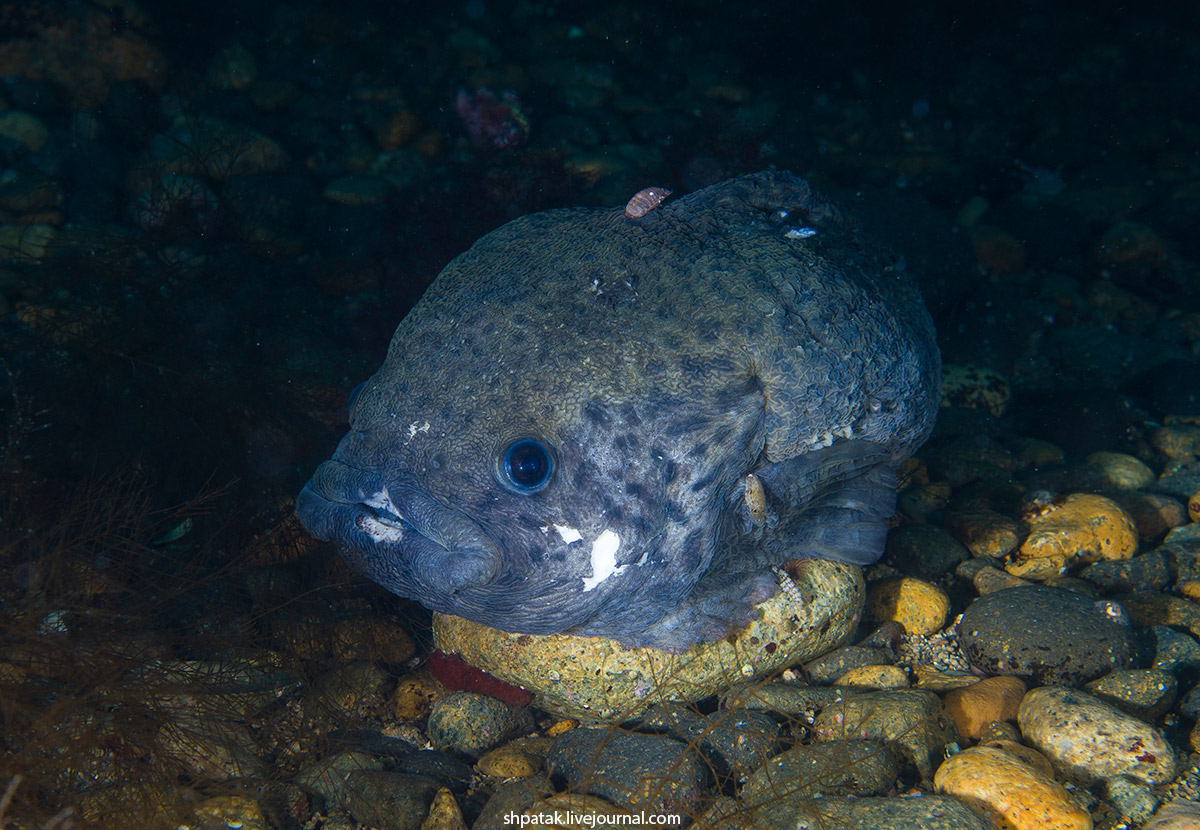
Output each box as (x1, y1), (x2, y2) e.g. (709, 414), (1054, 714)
(297, 460), (502, 592)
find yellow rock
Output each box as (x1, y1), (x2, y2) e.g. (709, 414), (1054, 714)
(433, 559), (864, 721)
(943, 675), (1027, 740)
(941, 364), (1011, 416)
(838, 664), (909, 690)
(945, 509), (1023, 558)
(1190, 490), (1200, 523)
(190, 796), (268, 830)
(1178, 580), (1200, 603)
(865, 576), (950, 636)
(935, 746), (1092, 830)
(421, 787), (467, 830)
(1151, 425), (1200, 459)
(979, 739), (1057, 779)
(477, 736), (552, 778)
(1009, 493), (1138, 578)
(393, 669), (445, 720)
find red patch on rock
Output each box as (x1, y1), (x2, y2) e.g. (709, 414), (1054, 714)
(426, 650), (532, 707)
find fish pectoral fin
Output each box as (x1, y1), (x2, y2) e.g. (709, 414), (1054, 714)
(754, 440), (898, 566)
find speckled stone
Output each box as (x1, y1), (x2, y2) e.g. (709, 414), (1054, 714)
(883, 523), (971, 579)
(343, 770), (441, 830)
(811, 689), (960, 779)
(640, 704), (780, 780)
(720, 682), (846, 716)
(805, 644), (893, 683)
(433, 559), (864, 721)
(941, 364), (1012, 417)
(1145, 802), (1200, 830)
(1113, 493), (1187, 542)
(935, 746), (1092, 830)
(1085, 451), (1156, 490)
(1083, 669), (1177, 721)
(943, 676), (1027, 740)
(1151, 424), (1200, 458)
(1010, 493), (1139, 578)
(838, 664), (910, 689)
(189, 796), (268, 830)
(739, 740), (899, 808)
(865, 576), (950, 636)
(1081, 550), (1169, 593)
(421, 787), (467, 830)
(958, 586), (1137, 685)
(477, 737), (552, 779)
(545, 726), (706, 815)
(943, 508), (1024, 559)
(739, 794), (995, 830)
(1017, 686), (1178, 786)
(1123, 594), (1200, 638)
(426, 692), (531, 758)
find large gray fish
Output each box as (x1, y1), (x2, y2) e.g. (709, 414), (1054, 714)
(297, 172), (940, 652)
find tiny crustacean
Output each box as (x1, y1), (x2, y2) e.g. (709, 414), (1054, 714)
(743, 473), (766, 525)
(624, 186), (672, 218)
(773, 563), (805, 606)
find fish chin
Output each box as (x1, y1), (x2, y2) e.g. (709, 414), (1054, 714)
(297, 460), (502, 597)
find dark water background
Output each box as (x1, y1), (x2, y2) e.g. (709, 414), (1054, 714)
(1, 0), (1198, 825)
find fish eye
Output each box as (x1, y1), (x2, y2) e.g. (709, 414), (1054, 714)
(499, 438), (554, 494)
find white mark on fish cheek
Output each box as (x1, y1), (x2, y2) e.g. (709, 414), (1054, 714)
(405, 421), (431, 443)
(581, 529), (622, 591)
(356, 514), (405, 544)
(552, 524), (583, 544)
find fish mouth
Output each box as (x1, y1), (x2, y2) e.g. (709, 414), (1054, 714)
(296, 460), (501, 594)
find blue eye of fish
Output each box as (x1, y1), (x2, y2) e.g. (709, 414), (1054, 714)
(500, 439), (553, 493)
(347, 381), (366, 415)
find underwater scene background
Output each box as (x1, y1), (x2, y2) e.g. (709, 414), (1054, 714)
(2, 0), (1200, 827)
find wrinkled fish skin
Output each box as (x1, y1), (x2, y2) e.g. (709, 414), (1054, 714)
(297, 172), (940, 652)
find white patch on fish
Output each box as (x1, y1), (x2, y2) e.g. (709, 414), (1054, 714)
(581, 529), (623, 591)
(553, 524), (583, 544)
(405, 421), (431, 442)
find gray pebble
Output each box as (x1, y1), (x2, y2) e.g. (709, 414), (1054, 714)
(293, 751), (383, 808)
(811, 689), (959, 780)
(739, 740), (899, 808)
(1082, 549), (1169, 593)
(1083, 669), (1177, 721)
(1146, 625), (1200, 676)
(721, 682), (845, 717)
(343, 770), (440, 830)
(641, 704), (780, 780)
(472, 777), (555, 830)
(883, 523), (971, 580)
(427, 691), (530, 758)
(805, 645), (895, 684)
(958, 585), (1138, 685)
(546, 726), (706, 815)
(739, 793), (993, 830)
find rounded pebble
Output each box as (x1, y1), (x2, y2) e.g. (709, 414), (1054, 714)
(943, 675), (1027, 740)
(865, 576), (951, 636)
(427, 691), (530, 758)
(812, 689), (960, 779)
(944, 508), (1024, 559)
(958, 585), (1137, 685)
(1083, 668), (1177, 721)
(1085, 451), (1156, 490)
(935, 746), (1092, 830)
(1145, 801), (1200, 830)
(545, 726), (706, 815)
(838, 664), (910, 689)
(740, 740), (899, 807)
(1017, 686), (1178, 785)
(433, 559), (863, 721)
